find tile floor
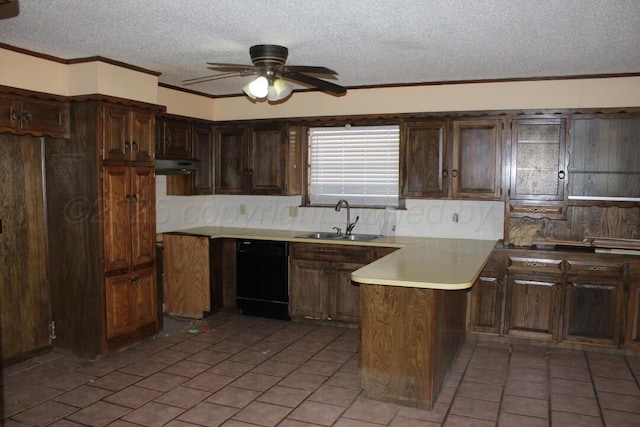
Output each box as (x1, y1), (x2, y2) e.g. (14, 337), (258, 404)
(2, 312), (640, 426)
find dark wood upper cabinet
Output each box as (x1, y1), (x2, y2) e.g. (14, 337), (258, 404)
(158, 118), (192, 159)
(569, 117), (640, 199)
(451, 119), (503, 199)
(215, 123), (301, 195)
(0, 93), (69, 138)
(401, 121), (447, 198)
(510, 118), (566, 201)
(103, 105), (155, 162)
(191, 124), (214, 195)
(401, 118), (502, 200)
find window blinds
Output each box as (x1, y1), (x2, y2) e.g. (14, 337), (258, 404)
(309, 125), (399, 207)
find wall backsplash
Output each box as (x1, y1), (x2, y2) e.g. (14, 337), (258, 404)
(156, 176), (504, 240)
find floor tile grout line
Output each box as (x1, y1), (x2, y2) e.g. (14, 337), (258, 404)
(584, 350), (606, 426)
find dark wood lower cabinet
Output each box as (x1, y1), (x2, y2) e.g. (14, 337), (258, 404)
(468, 248), (638, 351)
(105, 268), (156, 340)
(505, 274), (562, 340)
(289, 243), (397, 324)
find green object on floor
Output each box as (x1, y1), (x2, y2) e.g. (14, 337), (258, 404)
(188, 328), (199, 334)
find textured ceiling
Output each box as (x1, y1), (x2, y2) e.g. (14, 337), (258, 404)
(1, 0), (639, 97)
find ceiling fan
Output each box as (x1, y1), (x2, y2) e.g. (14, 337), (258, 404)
(184, 44), (347, 102)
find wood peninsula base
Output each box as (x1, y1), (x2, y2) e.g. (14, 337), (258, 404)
(360, 283), (468, 410)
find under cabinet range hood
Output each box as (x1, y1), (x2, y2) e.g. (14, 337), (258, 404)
(155, 158), (201, 175)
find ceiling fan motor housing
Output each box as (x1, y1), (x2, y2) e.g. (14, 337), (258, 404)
(250, 45), (288, 68)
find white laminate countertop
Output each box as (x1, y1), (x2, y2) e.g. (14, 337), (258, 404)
(163, 227), (497, 291)
(351, 238), (497, 290)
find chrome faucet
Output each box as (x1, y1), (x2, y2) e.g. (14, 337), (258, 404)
(335, 199), (359, 235)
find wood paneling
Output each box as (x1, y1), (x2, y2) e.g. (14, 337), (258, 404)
(0, 135), (50, 363)
(360, 284), (467, 409)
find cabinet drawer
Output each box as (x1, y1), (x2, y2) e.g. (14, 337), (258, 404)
(290, 243), (373, 264)
(509, 202), (565, 218)
(566, 260), (625, 277)
(508, 256), (563, 273)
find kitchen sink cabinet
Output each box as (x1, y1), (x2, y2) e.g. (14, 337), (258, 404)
(215, 123), (301, 195)
(45, 99), (161, 358)
(289, 243), (392, 323)
(400, 118), (503, 200)
(0, 92), (69, 138)
(103, 104), (155, 163)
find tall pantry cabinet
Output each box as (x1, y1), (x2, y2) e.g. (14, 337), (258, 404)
(46, 98), (162, 358)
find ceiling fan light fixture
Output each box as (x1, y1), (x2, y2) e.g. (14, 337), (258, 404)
(243, 75), (269, 99)
(267, 78), (293, 101)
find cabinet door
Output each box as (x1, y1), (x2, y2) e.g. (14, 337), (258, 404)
(469, 273), (504, 334)
(511, 119), (566, 201)
(19, 99), (69, 137)
(131, 111), (155, 162)
(103, 106), (130, 161)
(130, 167), (155, 268)
(164, 119), (192, 158)
(290, 258), (327, 319)
(105, 274), (136, 339)
(331, 261), (363, 323)
(249, 126), (285, 194)
(192, 124), (214, 195)
(216, 127), (246, 194)
(401, 121), (447, 198)
(563, 277), (623, 346)
(505, 274), (561, 340)
(133, 268), (157, 329)
(451, 119), (502, 199)
(103, 166), (132, 272)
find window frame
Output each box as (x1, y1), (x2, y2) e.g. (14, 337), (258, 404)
(302, 124), (403, 209)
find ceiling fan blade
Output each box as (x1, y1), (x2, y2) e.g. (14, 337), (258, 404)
(206, 62), (255, 71)
(183, 72), (248, 86)
(0, 0), (19, 19)
(285, 65), (338, 76)
(280, 70), (346, 96)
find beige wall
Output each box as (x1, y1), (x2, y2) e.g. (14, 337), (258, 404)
(3, 47), (639, 121)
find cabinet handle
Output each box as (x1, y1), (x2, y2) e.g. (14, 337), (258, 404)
(523, 262), (546, 267)
(126, 195), (132, 203)
(131, 194), (138, 203)
(331, 267), (337, 274)
(442, 169), (449, 177)
(584, 266), (608, 271)
(131, 277), (139, 288)
(124, 141), (131, 150)
(10, 108), (20, 121)
(132, 141), (138, 151)
(21, 111), (32, 123)
(451, 169), (459, 178)
(324, 267), (330, 275)
(558, 170), (566, 179)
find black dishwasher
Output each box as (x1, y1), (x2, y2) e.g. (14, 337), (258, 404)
(236, 239), (290, 320)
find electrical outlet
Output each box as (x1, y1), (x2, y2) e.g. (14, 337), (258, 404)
(240, 205), (246, 215)
(452, 213), (459, 223)
(289, 206), (298, 218)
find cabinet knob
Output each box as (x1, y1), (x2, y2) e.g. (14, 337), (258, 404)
(10, 108), (20, 121)
(442, 169), (449, 177)
(558, 170), (566, 179)
(124, 141), (131, 150)
(126, 195), (132, 203)
(131, 277), (139, 287)
(451, 169), (459, 178)
(131, 194), (138, 203)
(21, 111), (32, 123)
(132, 141), (138, 151)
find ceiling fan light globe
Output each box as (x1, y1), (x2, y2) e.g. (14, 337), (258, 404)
(246, 76), (268, 99)
(273, 78), (293, 99)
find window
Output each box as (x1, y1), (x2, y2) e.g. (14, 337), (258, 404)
(308, 125), (400, 207)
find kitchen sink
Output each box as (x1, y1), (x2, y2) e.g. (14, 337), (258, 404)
(297, 232), (342, 240)
(339, 234), (379, 241)
(297, 232), (380, 242)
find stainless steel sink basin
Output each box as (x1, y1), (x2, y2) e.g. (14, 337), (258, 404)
(339, 234), (379, 241)
(297, 232), (342, 240)
(297, 232), (379, 242)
